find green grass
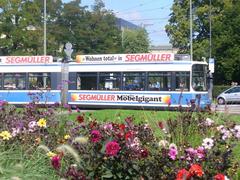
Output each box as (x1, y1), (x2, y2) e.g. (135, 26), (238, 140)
(84, 109), (179, 123)
(66, 109), (240, 124)
(0, 145), (57, 180)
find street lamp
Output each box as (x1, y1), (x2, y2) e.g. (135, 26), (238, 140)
(44, 0), (46, 55)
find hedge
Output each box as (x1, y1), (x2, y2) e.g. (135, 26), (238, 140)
(213, 85), (231, 99)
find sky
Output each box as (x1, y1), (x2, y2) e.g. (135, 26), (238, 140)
(64, 0), (173, 46)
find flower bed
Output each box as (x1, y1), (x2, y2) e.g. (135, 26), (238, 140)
(0, 102), (240, 179)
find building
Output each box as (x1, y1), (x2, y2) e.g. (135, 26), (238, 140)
(150, 45), (178, 54)
(116, 18), (141, 30)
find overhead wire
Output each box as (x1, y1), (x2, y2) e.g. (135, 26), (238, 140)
(115, 3), (171, 14)
(114, 0), (157, 13)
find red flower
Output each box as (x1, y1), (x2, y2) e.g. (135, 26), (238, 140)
(119, 124), (125, 131)
(51, 155), (61, 170)
(105, 141), (121, 156)
(90, 130), (102, 143)
(140, 148), (149, 158)
(76, 115), (84, 123)
(158, 121), (164, 129)
(89, 121), (97, 129)
(125, 131), (134, 140)
(176, 168), (190, 180)
(214, 173), (225, 180)
(189, 164), (203, 177)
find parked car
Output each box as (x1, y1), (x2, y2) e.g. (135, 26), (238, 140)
(217, 86), (240, 104)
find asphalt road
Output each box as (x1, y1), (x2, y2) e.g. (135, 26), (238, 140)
(211, 104), (240, 114)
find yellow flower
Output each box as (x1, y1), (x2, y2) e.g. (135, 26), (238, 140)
(64, 134), (71, 140)
(0, 131), (12, 140)
(37, 118), (47, 128)
(47, 151), (57, 158)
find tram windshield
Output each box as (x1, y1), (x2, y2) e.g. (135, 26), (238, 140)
(192, 64), (208, 91)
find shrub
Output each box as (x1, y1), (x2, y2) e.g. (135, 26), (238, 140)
(0, 102), (239, 179)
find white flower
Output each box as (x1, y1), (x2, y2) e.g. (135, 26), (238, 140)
(11, 128), (20, 137)
(158, 140), (169, 148)
(222, 130), (232, 140)
(217, 125), (225, 131)
(144, 124), (150, 129)
(128, 137), (141, 150)
(202, 138), (214, 150)
(231, 125), (240, 139)
(28, 121), (37, 129)
(225, 176), (230, 180)
(234, 125), (240, 131)
(205, 118), (214, 126)
(169, 143), (177, 150)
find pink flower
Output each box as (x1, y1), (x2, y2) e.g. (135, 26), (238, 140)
(105, 141), (121, 156)
(51, 155), (61, 170)
(168, 147), (178, 160)
(90, 130), (102, 143)
(196, 146), (205, 159)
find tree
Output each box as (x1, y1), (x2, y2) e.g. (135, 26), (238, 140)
(165, 0), (211, 60)
(165, 0), (240, 85)
(0, 0), (43, 55)
(122, 28), (150, 53)
(211, 1), (240, 84)
(81, 0), (122, 54)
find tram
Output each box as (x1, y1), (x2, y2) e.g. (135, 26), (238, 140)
(0, 53), (211, 109)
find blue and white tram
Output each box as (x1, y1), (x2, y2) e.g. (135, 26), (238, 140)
(67, 53), (211, 109)
(0, 56), (61, 104)
(0, 53), (211, 109)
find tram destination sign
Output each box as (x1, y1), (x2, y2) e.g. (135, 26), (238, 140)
(76, 53), (174, 64)
(0, 56), (53, 64)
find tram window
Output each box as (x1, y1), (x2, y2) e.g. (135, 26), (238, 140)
(148, 72), (171, 91)
(123, 72), (145, 91)
(192, 64), (207, 91)
(3, 73), (26, 90)
(99, 72), (121, 90)
(29, 73), (51, 90)
(77, 72), (97, 90)
(175, 72), (190, 91)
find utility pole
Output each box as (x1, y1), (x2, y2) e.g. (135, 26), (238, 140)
(208, 0), (214, 101)
(121, 26), (124, 49)
(209, 0), (212, 59)
(44, 0), (47, 55)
